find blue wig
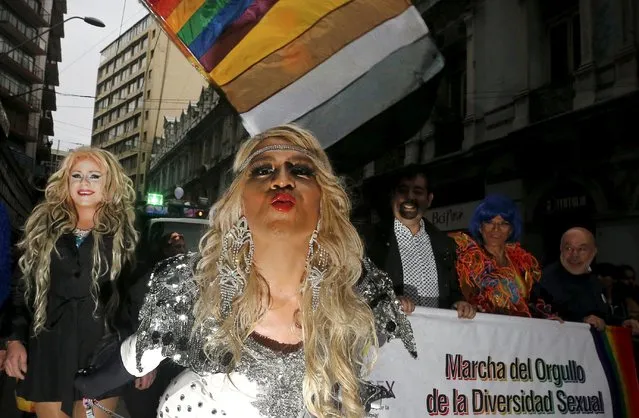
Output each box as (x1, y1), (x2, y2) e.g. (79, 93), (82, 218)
(469, 194), (522, 243)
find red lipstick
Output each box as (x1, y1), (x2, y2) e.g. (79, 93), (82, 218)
(271, 192), (296, 212)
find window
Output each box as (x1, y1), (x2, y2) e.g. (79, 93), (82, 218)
(548, 13), (581, 83)
(150, 49), (154, 59)
(146, 90), (150, 99)
(142, 153), (146, 162)
(145, 111), (149, 120)
(448, 69), (466, 118)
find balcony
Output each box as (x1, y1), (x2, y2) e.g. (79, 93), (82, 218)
(0, 7), (46, 55)
(47, 33), (61, 62)
(54, 0), (67, 14)
(10, 122), (38, 142)
(41, 85), (56, 111)
(6, 0), (51, 27)
(118, 148), (138, 161)
(529, 83), (575, 123)
(0, 72), (40, 111)
(97, 65), (145, 101)
(8, 145), (35, 171)
(125, 164), (139, 177)
(49, 1), (64, 38)
(40, 113), (53, 135)
(100, 128), (142, 150)
(44, 60), (59, 85)
(0, 42), (44, 83)
(50, 17), (63, 38)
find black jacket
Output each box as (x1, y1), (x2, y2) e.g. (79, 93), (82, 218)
(362, 218), (463, 309)
(6, 234), (140, 343)
(536, 261), (622, 325)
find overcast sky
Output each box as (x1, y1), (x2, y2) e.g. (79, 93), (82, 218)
(52, 0), (148, 151)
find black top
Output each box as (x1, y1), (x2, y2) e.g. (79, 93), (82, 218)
(362, 217), (463, 309)
(536, 261), (621, 325)
(7, 233), (133, 414)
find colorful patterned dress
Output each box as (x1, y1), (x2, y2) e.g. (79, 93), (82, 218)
(452, 233), (553, 318)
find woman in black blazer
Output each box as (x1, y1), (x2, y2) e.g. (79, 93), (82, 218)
(3, 148), (140, 418)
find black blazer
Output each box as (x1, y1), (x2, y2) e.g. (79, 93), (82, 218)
(362, 218), (463, 309)
(7, 234), (138, 343)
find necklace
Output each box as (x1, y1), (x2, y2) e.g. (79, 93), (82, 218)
(73, 228), (92, 239)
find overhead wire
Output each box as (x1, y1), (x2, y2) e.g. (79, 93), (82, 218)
(54, 119), (93, 131)
(58, 7), (148, 75)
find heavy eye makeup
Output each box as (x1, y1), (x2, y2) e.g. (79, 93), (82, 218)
(248, 161), (316, 179)
(71, 172), (102, 182)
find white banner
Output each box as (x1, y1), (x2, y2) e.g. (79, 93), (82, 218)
(370, 308), (612, 417)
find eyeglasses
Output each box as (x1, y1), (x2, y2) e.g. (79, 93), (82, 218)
(482, 221), (511, 231)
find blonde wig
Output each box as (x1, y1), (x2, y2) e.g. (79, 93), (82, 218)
(17, 147), (138, 335)
(194, 125), (377, 417)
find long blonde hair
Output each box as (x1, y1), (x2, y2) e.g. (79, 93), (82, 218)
(194, 125), (377, 417)
(17, 147), (138, 335)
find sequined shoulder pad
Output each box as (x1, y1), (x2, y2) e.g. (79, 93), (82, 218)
(358, 258), (417, 358)
(135, 252), (209, 372)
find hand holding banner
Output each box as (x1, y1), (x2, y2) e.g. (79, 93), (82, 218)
(369, 307), (639, 417)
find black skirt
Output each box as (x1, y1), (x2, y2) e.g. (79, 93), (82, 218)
(16, 295), (125, 414)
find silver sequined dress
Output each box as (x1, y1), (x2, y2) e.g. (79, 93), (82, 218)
(119, 253), (417, 418)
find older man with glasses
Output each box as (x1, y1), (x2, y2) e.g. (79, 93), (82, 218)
(537, 227), (639, 334)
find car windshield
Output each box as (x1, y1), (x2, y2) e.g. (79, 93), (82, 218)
(147, 220), (208, 252)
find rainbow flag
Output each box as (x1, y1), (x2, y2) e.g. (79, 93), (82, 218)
(591, 326), (639, 418)
(140, 0), (443, 147)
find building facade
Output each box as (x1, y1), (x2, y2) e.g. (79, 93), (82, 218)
(361, 0), (639, 268)
(40, 144), (67, 177)
(91, 14), (206, 198)
(0, 0), (65, 234)
(146, 86), (247, 205)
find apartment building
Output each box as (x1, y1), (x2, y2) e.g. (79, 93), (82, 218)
(0, 0), (65, 233)
(91, 14), (206, 198)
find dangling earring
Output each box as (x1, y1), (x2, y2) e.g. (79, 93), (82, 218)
(217, 216), (254, 317)
(306, 221), (327, 311)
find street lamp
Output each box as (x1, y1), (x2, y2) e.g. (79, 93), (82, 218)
(0, 15), (105, 57)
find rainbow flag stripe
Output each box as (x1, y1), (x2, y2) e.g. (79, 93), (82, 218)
(591, 326), (639, 418)
(140, 0), (443, 146)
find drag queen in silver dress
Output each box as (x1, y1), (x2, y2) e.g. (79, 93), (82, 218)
(78, 125), (417, 417)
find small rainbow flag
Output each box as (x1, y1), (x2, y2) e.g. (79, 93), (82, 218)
(139, 0), (443, 147)
(591, 326), (639, 418)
